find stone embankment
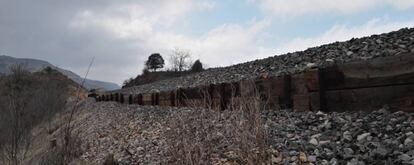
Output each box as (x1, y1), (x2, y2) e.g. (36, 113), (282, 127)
(117, 28), (414, 94)
(77, 99), (414, 164)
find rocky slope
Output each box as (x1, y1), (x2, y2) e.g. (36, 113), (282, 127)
(0, 55), (120, 90)
(73, 100), (414, 164)
(117, 27), (414, 94)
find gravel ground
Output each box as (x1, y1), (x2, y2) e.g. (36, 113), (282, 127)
(74, 99), (414, 164)
(116, 27), (414, 94)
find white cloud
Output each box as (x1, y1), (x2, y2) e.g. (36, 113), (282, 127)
(273, 18), (414, 54)
(198, 0), (216, 9)
(69, 0), (272, 83)
(251, 0), (414, 16)
(194, 19), (273, 65)
(139, 18), (273, 65)
(66, 0), (223, 83)
(70, 0), (204, 36)
(124, 18), (273, 68)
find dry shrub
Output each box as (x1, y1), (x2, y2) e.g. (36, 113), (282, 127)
(164, 81), (272, 164)
(0, 65), (75, 165)
(39, 132), (83, 165)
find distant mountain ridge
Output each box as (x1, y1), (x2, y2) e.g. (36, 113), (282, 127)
(0, 55), (120, 90)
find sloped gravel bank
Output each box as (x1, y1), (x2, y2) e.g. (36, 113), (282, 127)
(75, 100), (414, 164)
(117, 28), (414, 94)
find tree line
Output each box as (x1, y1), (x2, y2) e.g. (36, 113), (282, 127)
(123, 48), (204, 88)
(145, 48), (203, 72)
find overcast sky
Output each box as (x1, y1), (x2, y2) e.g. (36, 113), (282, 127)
(1, 0), (414, 85)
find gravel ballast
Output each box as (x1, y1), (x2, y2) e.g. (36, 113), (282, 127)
(75, 100), (414, 164)
(116, 28), (414, 95)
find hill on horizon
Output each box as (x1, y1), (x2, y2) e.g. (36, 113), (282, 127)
(0, 55), (120, 90)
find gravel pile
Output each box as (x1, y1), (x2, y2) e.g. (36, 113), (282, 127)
(116, 27), (414, 94)
(74, 100), (171, 164)
(264, 108), (414, 165)
(76, 100), (414, 164)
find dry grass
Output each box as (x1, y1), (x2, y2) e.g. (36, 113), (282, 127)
(164, 82), (274, 164)
(39, 132), (83, 165)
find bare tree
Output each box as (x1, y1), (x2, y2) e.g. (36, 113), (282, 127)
(0, 65), (70, 165)
(169, 48), (193, 72)
(0, 65), (35, 165)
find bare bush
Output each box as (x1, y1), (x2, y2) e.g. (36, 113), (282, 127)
(169, 48), (193, 72)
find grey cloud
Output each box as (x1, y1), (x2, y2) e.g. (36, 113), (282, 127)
(0, 0), (153, 84)
(0, 0), (274, 84)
